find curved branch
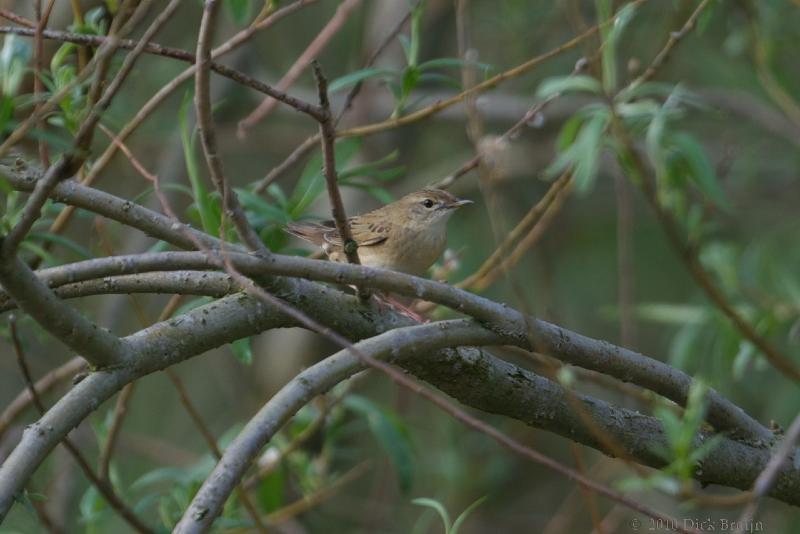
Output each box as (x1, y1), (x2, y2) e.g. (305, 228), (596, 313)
(0, 271), (240, 313)
(176, 320), (696, 533)
(1, 287), (798, 523)
(0, 244), (771, 443)
(0, 154), (770, 439)
(0, 255), (127, 368)
(0, 292), (291, 519)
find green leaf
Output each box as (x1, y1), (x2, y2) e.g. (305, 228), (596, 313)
(236, 187), (291, 225)
(20, 240), (58, 267)
(338, 150), (401, 181)
(50, 42), (77, 72)
(132, 466), (184, 489)
(345, 395), (415, 493)
(401, 66), (421, 98)
(0, 94), (15, 134)
(669, 132), (730, 209)
(405, 0), (425, 68)
(535, 75), (602, 99)
(179, 90), (220, 233)
(571, 110), (609, 192)
(230, 337), (253, 365)
(597, 1), (638, 93)
(328, 68), (396, 93)
(258, 468), (284, 513)
(634, 303), (708, 325)
(417, 57), (492, 73)
(79, 485), (108, 525)
(226, 0), (252, 25)
(0, 35), (31, 96)
(556, 113), (586, 152)
(28, 232), (92, 259)
(412, 498), (451, 533)
(287, 137), (361, 219)
(417, 72), (461, 90)
(696, 0), (717, 34)
(451, 496), (487, 534)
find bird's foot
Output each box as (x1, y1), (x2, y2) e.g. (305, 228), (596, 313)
(373, 294), (429, 323)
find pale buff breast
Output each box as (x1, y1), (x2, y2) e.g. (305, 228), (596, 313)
(328, 218), (448, 276)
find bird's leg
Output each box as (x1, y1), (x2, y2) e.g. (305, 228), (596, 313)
(372, 292), (429, 323)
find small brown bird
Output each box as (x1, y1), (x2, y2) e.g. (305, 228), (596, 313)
(286, 188), (472, 276)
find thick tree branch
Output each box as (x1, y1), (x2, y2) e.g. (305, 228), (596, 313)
(0, 156), (771, 439)
(175, 321), (687, 534)
(1, 283), (798, 523)
(0, 255), (127, 368)
(0, 271), (240, 313)
(0, 245), (771, 445)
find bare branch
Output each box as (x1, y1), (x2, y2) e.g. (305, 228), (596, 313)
(0, 161), (772, 442)
(0, 255), (127, 368)
(175, 320), (693, 534)
(313, 61), (362, 268)
(237, 0), (362, 137)
(734, 415), (800, 532)
(195, 0), (270, 253)
(7, 317), (153, 533)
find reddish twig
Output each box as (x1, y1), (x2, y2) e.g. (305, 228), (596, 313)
(733, 414), (800, 532)
(237, 0), (362, 137)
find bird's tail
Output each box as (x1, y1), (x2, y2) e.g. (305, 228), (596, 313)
(285, 221), (329, 246)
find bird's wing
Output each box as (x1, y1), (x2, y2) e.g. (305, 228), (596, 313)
(287, 216), (390, 248)
(322, 217), (389, 248)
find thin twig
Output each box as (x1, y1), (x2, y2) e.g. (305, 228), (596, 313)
(0, 9), (34, 28)
(312, 62), (363, 269)
(8, 316), (153, 534)
(610, 118), (800, 382)
(337, 0), (649, 138)
(630, 0), (713, 87)
(252, 2), (413, 194)
(29, 0), (319, 241)
(455, 171), (572, 290)
(0, 357), (86, 439)
(733, 414), (800, 533)
(33, 0), (56, 168)
(98, 383), (135, 481)
(237, 0), (362, 137)
(195, 0), (269, 254)
(166, 369), (269, 533)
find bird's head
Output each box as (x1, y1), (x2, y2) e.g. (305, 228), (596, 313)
(392, 188), (473, 230)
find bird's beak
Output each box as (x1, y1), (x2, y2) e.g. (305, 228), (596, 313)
(450, 198), (473, 209)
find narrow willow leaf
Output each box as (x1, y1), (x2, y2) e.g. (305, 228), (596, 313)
(230, 337), (253, 365)
(345, 395), (415, 493)
(535, 75), (602, 99)
(571, 111), (609, 192)
(329, 68), (396, 93)
(669, 132), (730, 209)
(451, 496), (487, 534)
(226, 0), (252, 25)
(412, 498), (451, 533)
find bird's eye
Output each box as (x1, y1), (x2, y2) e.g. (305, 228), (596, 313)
(422, 199), (435, 209)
